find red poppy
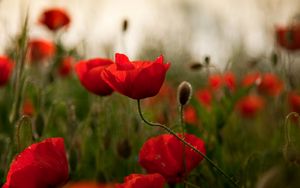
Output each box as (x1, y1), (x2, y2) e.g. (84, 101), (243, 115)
(3, 137), (69, 188)
(276, 24), (300, 51)
(40, 8), (71, 31)
(28, 39), (55, 62)
(195, 88), (212, 109)
(236, 95), (264, 118)
(288, 92), (300, 114)
(208, 74), (222, 91)
(115, 173), (165, 188)
(139, 133), (206, 183)
(101, 53), (170, 99)
(242, 72), (261, 87)
(22, 99), (35, 116)
(0, 56), (14, 87)
(258, 73), (283, 96)
(64, 182), (115, 188)
(223, 72), (236, 91)
(75, 58), (114, 96)
(59, 57), (74, 77)
(184, 105), (198, 124)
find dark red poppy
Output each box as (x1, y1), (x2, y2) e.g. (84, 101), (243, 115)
(276, 24), (300, 51)
(22, 99), (35, 116)
(0, 56), (14, 87)
(58, 56), (74, 77)
(75, 58), (114, 96)
(139, 133), (206, 183)
(101, 53), (170, 99)
(28, 39), (55, 62)
(3, 137), (69, 188)
(236, 95), (264, 118)
(288, 92), (300, 114)
(258, 73), (283, 96)
(39, 8), (71, 31)
(242, 72), (261, 87)
(184, 105), (198, 124)
(115, 173), (165, 188)
(195, 88), (212, 109)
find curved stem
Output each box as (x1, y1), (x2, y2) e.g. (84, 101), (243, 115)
(285, 112), (300, 144)
(137, 100), (239, 188)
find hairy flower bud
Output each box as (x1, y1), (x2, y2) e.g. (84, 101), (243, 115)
(177, 81), (192, 106)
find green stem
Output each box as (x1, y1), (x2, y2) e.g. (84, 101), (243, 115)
(285, 112), (300, 144)
(137, 100), (239, 188)
(180, 105), (187, 188)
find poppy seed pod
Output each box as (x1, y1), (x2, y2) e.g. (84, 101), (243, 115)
(177, 81), (192, 106)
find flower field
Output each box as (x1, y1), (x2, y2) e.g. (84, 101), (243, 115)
(1, 3), (300, 188)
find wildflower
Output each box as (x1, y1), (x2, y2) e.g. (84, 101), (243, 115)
(75, 58), (114, 96)
(39, 8), (71, 31)
(139, 133), (206, 183)
(28, 39), (55, 62)
(258, 73), (283, 96)
(101, 53), (170, 99)
(0, 56), (13, 87)
(276, 24), (300, 51)
(242, 72), (261, 87)
(236, 95), (264, 118)
(3, 138), (69, 188)
(195, 88), (212, 109)
(58, 56), (74, 77)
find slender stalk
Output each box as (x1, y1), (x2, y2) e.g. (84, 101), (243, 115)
(285, 112), (300, 144)
(137, 100), (239, 188)
(180, 105), (187, 188)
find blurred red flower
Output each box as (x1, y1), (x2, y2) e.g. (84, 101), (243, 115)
(208, 74), (222, 91)
(242, 72), (261, 87)
(75, 58), (114, 96)
(276, 24), (300, 51)
(184, 105), (198, 124)
(3, 137), (69, 188)
(288, 92), (300, 114)
(208, 72), (236, 91)
(115, 173), (165, 188)
(22, 99), (35, 116)
(139, 133), (206, 183)
(64, 182), (115, 188)
(258, 73), (283, 96)
(195, 88), (212, 109)
(59, 56), (74, 77)
(101, 53), (170, 99)
(28, 39), (55, 62)
(40, 8), (71, 31)
(236, 95), (264, 118)
(0, 56), (14, 87)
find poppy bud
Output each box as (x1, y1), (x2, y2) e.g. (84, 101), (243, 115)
(177, 81), (192, 106)
(189, 61), (203, 71)
(204, 56), (210, 65)
(17, 116), (33, 151)
(117, 138), (131, 159)
(122, 19), (129, 32)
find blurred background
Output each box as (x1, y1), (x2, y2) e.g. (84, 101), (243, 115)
(0, 0), (299, 68)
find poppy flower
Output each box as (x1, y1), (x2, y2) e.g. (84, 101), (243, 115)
(276, 24), (300, 51)
(288, 92), (300, 115)
(58, 56), (74, 77)
(242, 72), (261, 87)
(184, 105), (198, 124)
(75, 58), (114, 96)
(28, 39), (55, 62)
(3, 137), (69, 188)
(258, 73), (283, 96)
(139, 133), (206, 183)
(101, 53), (170, 99)
(39, 8), (71, 31)
(236, 95), (264, 118)
(208, 74), (223, 91)
(64, 182), (115, 188)
(115, 173), (165, 188)
(0, 56), (14, 87)
(195, 88), (212, 109)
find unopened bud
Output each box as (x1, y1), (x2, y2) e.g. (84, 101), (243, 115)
(204, 56), (210, 66)
(122, 19), (129, 33)
(189, 62), (203, 71)
(177, 81), (193, 106)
